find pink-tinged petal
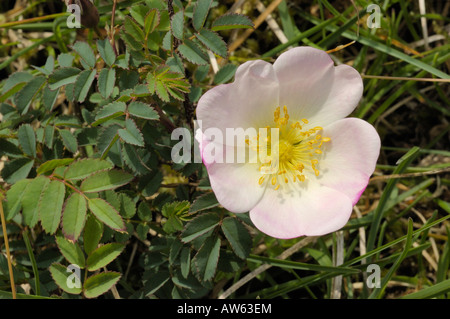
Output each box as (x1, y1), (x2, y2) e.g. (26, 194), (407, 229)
(317, 118), (381, 205)
(196, 129), (267, 213)
(249, 184), (353, 239)
(196, 60), (279, 141)
(273, 47), (363, 127)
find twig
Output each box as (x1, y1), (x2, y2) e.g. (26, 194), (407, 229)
(0, 193), (16, 299)
(110, 0), (118, 55)
(218, 236), (317, 299)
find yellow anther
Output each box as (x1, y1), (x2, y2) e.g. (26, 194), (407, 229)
(284, 177), (289, 183)
(322, 137), (331, 142)
(271, 176), (277, 185)
(301, 119), (309, 124)
(274, 184), (280, 190)
(314, 149), (322, 154)
(314, 170), (320, 176)
(258, 176), (265, 185)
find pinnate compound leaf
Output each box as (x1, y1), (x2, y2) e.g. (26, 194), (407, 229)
(195, 29), (227, 58)
(86, 243), (125, 271)
(193, 0), (213, 31)
(88, 198), (126, 232)
(48, 67), (81, 90)
(62, 192), (87, 242)
(17, 124), (36, 157)
(39, 180), (66, 235)
(81, 169), (134, 193)
(22, 176), (50, 227)
(49, 263), (82, 295)
(83, 272), (121, 299)
(97, 38), (116, 67)
(97, 68), (116, 99)
(221, 217), (252, 259)
(211, 13), (254, 31)
(127, 101), (159, 120)
(118, 118), (145, 147)
(64, 158), (113, 181)
(181, 212), (220, 243)
(3, 179), (30, 220)
(73, 69), (96, 102)
(55, 234), (86, 268)
(72, 41), (96, 68)
(192, 236), (221, 282)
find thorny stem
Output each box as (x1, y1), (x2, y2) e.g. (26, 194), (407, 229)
(110, 0), (119, 56)
(0, 192), (16, 299)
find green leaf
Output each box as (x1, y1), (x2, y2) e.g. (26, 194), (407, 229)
(189, 192), (219, 214)
(97, 124), (121, 159)
(83, 214), (104, 255)
(15, 76), (46, 114)
(37, 158), (74, 175)
(97, 38), (116, 67)
(400, 279), (450, 299)
(48, 67), (81, 90)
(22, 176), (49, 227)
(155, 80), (170, 101)
(17, 124), (36, 157)
(49, 263), (82, 295)
(171, 10), (184, 40)
(211, 13), (254, 31)
(144, 9), (160, 37)
(181, 212), (220, 243)
(162, 201), (190, 234)
(88, 198), (126, 232)
(83, 272), (121, 298)
(124, 16), (145, 43)
(137, 201), (152, 222)
(86, 243), (125, 271)
(62, 192), (87, 242)
(64, 158), (113, 181)
(72, 41), (96, 69)
(55, 234), (86, 268)
(92, 101), (126, 127)
(121, 143), (151, 175)
(193, 0), (212, 31)
(57, 53), (74, 68)
(127, 101), (159, 120)
(39, 180), (66, 234)
(81, 169), (134, 193)
(221, 217), (252, 259)
(192, 236), (221, 282)
(118, 193), (136, 218)
(118, 118), (145, 146)
(144, 270), (170, 296)
(3, 178), (30, 220)
(59, 129), (78, 153)
(73, 69), (96, 102)
(178, 40), (209, 65)
(42, 85), (60, 111)
(214, 63), (237, 84)
(1, 158), (34, 184)
(195, 29), (227, 58)
(180, 247), (191, 279)
(97, 68), (116, 99)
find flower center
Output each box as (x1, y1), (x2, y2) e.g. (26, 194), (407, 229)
(256, 106), (330, 190)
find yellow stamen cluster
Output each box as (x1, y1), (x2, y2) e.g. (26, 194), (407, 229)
(257, 106), (331, 190)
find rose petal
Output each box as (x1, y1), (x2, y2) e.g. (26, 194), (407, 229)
(274, 47), (363, 127)
(249, 183), (353, 238)
(196, 60), (279, 142)
(317, 118), (381, 205)
(196, 129), (267, 213)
